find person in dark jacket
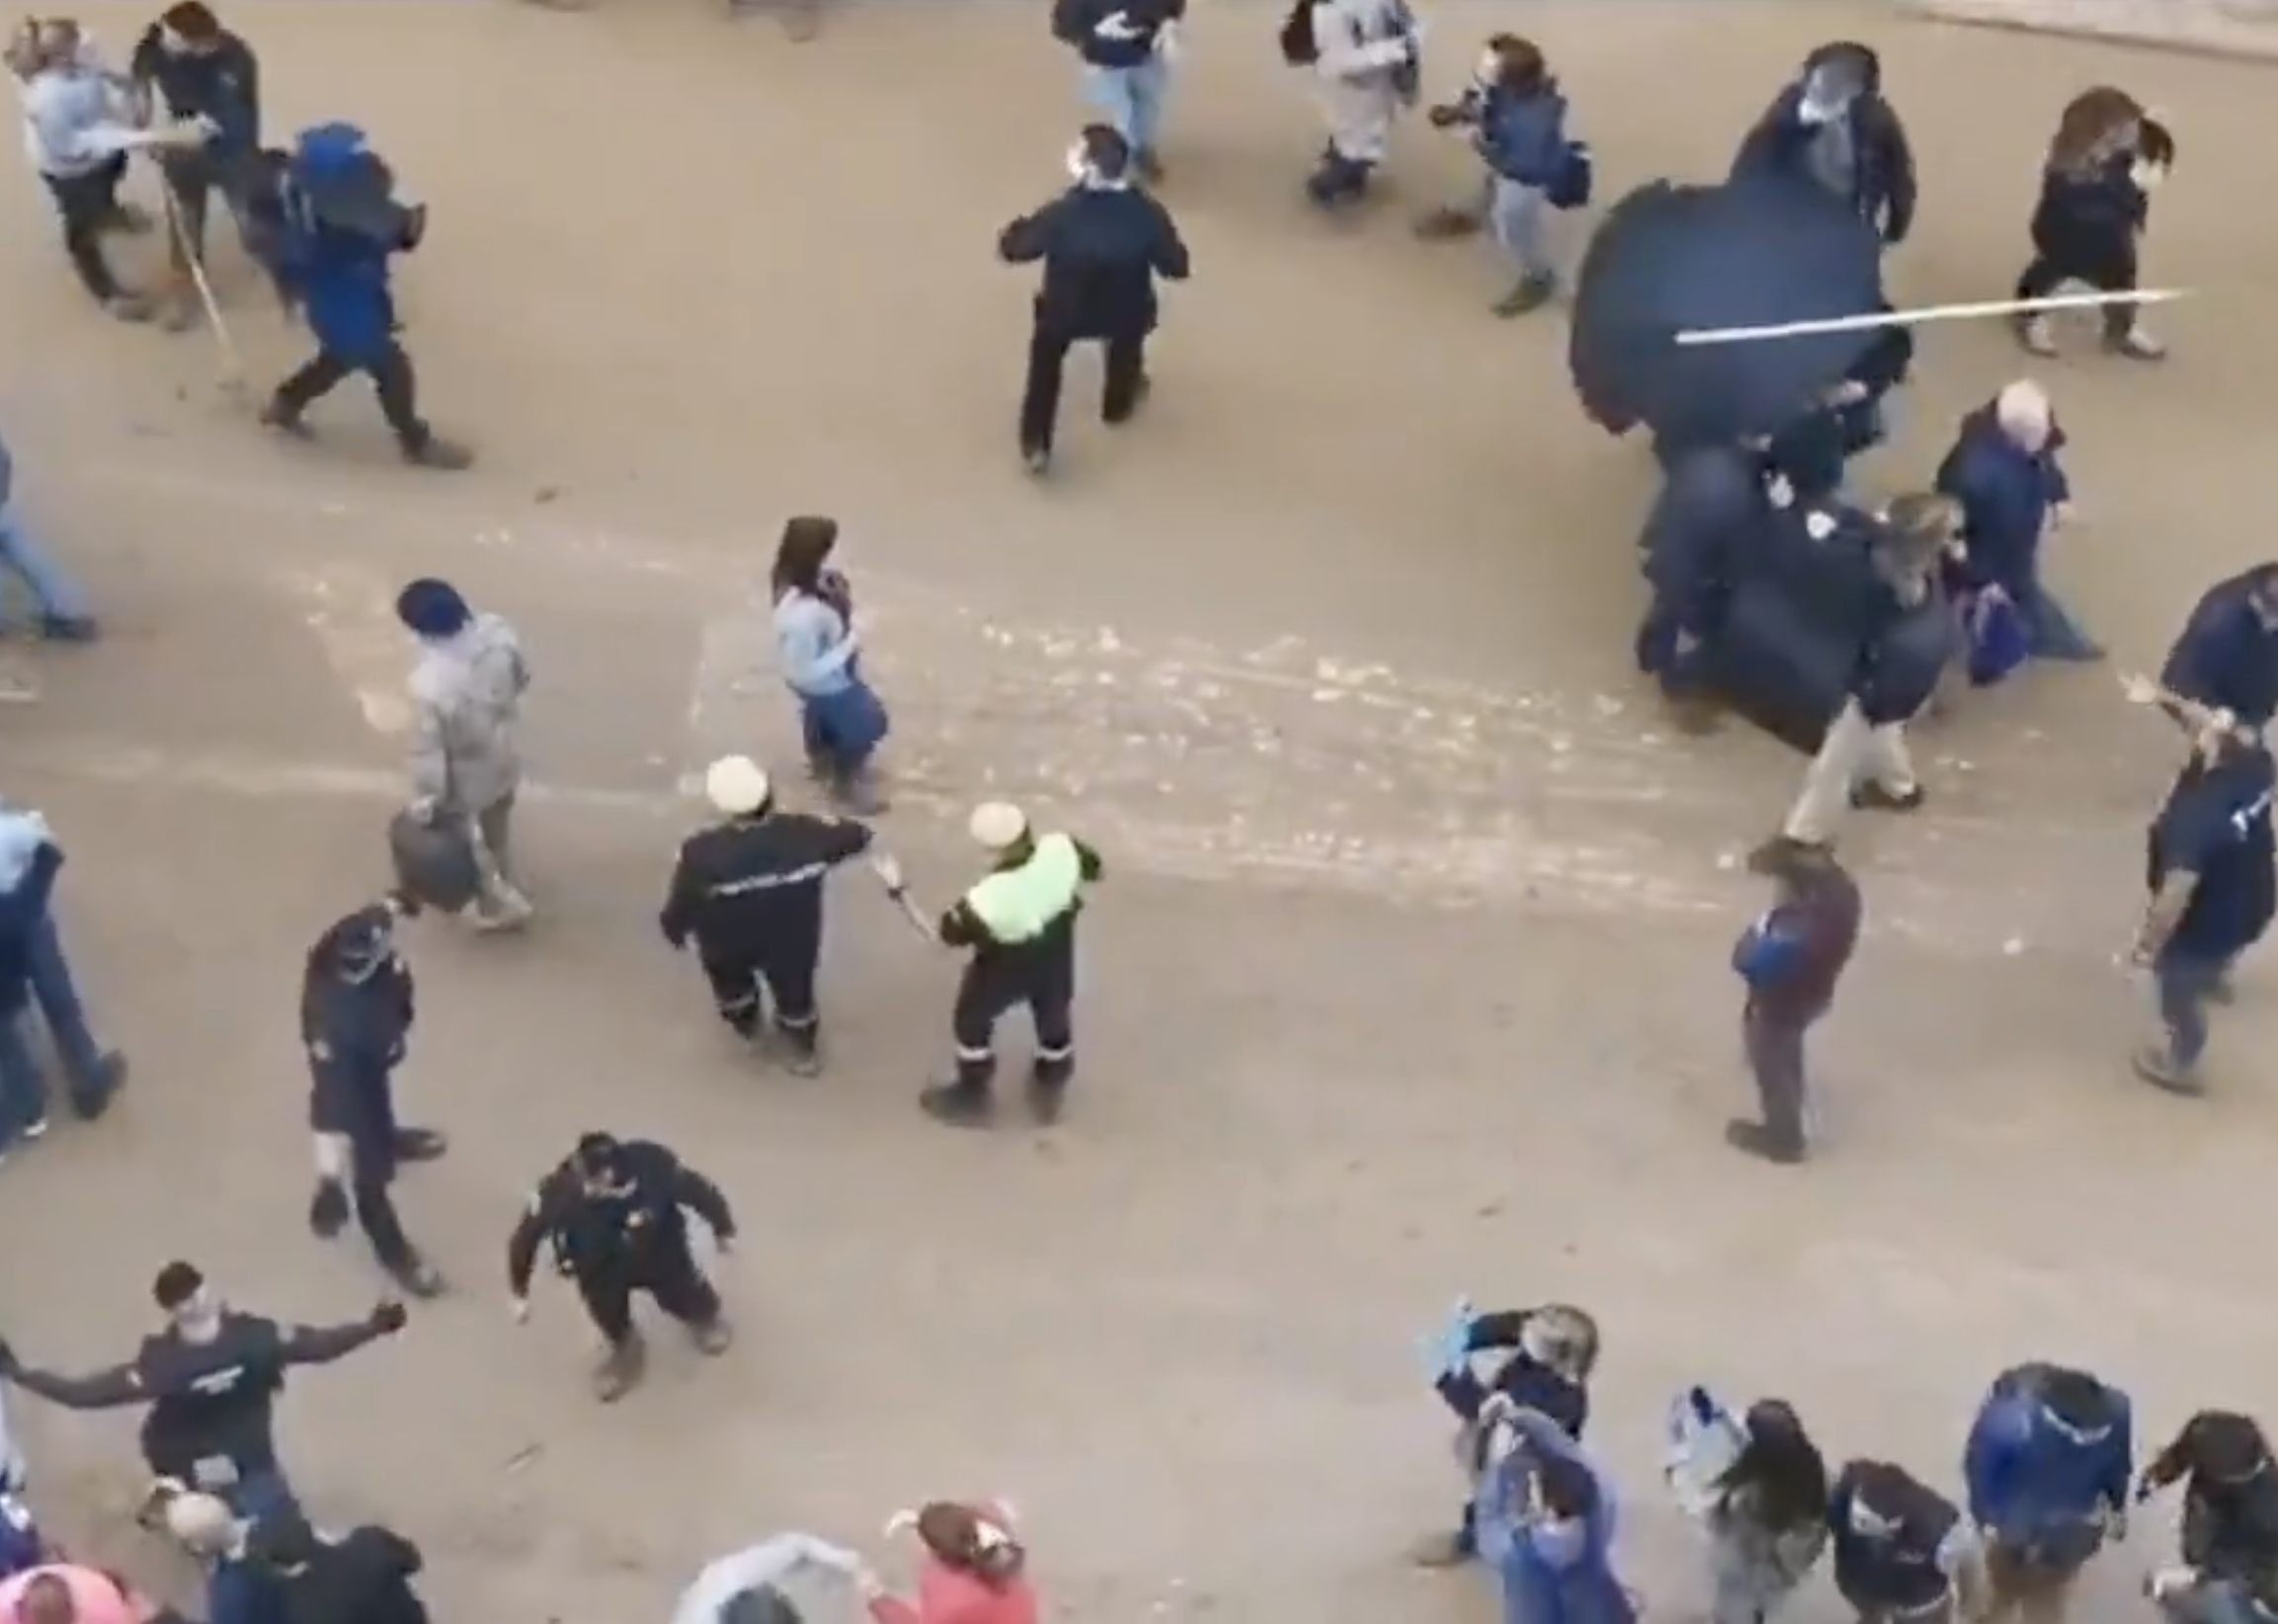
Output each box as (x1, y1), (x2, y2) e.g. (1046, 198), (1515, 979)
(1757, 492), (1960, 860)
(1965, 1364), (2131, 1624)
(1635, 446), (1767, 734)
(1668, 1393), (1831, 1624)
(1421, 36), (1571, 316)
(300, 902), (446, 1297)
(0, 1260), (404, 1519)
(129, 2), (260, 333)
(508, 1133), (737, 1402)
(2129, 717), (2275, 1094)
(1731, 42), (1914, 248)
(2159, 567), (2278, 731)
(251, 1509), (429, 1624)
(660, 755), (891, 1076)
(256, 123), (469, 470)
(2138, 1412), (2278, 1624)
(1414, 1299), (1598, 1567)
(1934, 381), (2098, 680)
(999, 123), (1189, 476)
(1050, 0), (1180, 183)
(1726, 840), (1860, 1166)
(2014, 88), (2171, 361)
(1829, 1461), (1989, 1624)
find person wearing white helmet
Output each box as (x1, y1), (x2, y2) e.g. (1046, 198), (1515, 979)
(659, 755), (902, 1077)
(871, 801), (1101, 1128)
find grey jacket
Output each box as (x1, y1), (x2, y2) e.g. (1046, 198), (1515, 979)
(407, 611), (529, 813)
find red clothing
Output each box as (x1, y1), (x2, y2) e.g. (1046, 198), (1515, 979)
(866, 1561), (1036, 1624)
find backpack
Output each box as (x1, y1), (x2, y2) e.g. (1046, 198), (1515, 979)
(1277, 0), (1315, 65)
(1547, 139), (1593, 209)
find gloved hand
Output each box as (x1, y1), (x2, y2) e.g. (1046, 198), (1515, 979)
(1420, 1296), (1478, 1381)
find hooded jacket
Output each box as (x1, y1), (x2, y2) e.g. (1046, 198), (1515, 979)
(407, 610), (529, 814)
(1963, 1364), (2130, 1564)
(1935, 406), (2071, 604)
(1476, 1408), (1635, 1624)
(270, 125), (402, 366)
(1731, 43), (1914, 245)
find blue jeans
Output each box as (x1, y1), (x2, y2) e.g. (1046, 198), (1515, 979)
(795, 677), (890, 775)
(1082, 56), (1170, 155)
(0, 503), (90, 625)
(1488, 178), (1553, 282)
(0, 915), (117, 1140)
(2156, 947), (2234, 1071)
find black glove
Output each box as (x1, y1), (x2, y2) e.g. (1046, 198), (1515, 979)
(369, 1299), (410, 1335)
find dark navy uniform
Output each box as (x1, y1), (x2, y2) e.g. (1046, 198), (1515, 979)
(999, 124), (1189, 472)
(2161, 567), (2278, 730)
(0, 1261), (402, 1515)
(507, 1135), (736, 1397)
(2139, 738), (2276, 1089)
(301, 906), (443, 1295)
(923, 822), (1102, 1127)
(659, 810), (871, 1069)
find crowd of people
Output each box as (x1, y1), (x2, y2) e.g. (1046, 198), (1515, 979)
(0, 9), (2273, 1624)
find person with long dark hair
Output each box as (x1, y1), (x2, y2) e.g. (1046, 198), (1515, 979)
(2014, 88), (2172, 361)
(1668, 1390), (1830, 1624)
(2139, 1411), (2278, 1624)
(771, 516), (890, 814)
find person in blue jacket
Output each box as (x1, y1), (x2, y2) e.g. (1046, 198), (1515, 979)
(2159, 566), (2278, 732)
(2129, 716), (2275, 1094)
(1965, 1364), (2131, 1624)
(1456, 36), (1570, 317)
(1934, 381), (2099, 681)
(1470, 1398), (1635, 1624)
(1731, 42), (1914, 249)
(1050, 0), (1180, 183)
(256, 123), (469, 470)
(1415, 1299), (1598, 1567)
(301, 902), (447, 1296)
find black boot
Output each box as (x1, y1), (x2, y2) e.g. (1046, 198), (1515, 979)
(1028, 1056), (1073, 1124)
(308, 1178), (351, 1239)
(393, 1126), (447, 1163)
(920, 1078), (995, 1128)
(1724, 1118), (1805, 1166)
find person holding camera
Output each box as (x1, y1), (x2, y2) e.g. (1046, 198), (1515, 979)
(257, 122), (469, 469)
(1419, 35), (1582, 317)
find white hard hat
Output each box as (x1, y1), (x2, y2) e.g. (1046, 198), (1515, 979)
(704, 755), (772, 817)
(967, 801), (1028, 851)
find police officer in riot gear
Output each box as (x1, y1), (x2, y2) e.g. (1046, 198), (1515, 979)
(301, 901), (446, 1297)
(507, 1133), (739, 1403)
(659, 756), (893, 1077)
(0, 1260), (405, 1517)
(876, 800), (1101, 1129)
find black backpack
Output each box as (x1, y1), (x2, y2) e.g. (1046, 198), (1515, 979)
(1278, 0), (1316, 65)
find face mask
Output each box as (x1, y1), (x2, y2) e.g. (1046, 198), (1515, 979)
(1472, 48), (1501, 86)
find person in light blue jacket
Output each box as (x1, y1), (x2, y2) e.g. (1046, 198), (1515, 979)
(772, 515), (889, 815)
(0, 426), (100, 642)
(1473, 1398), (1637, 1624)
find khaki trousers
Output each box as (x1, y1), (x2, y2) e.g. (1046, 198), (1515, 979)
(1782, 698), (1917, 846)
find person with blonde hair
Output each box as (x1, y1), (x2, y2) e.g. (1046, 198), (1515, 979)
(2014, 88), (2172, 359)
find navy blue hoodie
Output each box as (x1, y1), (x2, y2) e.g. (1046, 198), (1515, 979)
(1051, 0), (1182, 70)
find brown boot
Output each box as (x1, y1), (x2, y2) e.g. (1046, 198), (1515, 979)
(593, 1335), (646, 1402)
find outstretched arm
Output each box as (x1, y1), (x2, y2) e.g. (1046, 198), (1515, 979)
(6, 1357), (148, 1410)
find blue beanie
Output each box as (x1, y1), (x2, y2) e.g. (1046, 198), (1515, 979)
(395, 578), (470, 639)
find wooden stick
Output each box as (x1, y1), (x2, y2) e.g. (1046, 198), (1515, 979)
(158, 177), (248, 393)
(1675, 287), (2191, 347)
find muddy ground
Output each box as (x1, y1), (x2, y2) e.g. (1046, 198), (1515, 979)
(1, 4), (2274, 1622)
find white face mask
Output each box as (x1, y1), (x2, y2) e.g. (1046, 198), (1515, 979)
(1472, 48), (1501, 86)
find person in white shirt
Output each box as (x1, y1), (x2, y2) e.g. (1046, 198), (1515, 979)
(14, 18), (209, 319)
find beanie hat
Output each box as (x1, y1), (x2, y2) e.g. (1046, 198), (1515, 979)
(394, 578), (471, 640)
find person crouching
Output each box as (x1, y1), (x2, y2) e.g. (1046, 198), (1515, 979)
(2014, 88), (2171, 361)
